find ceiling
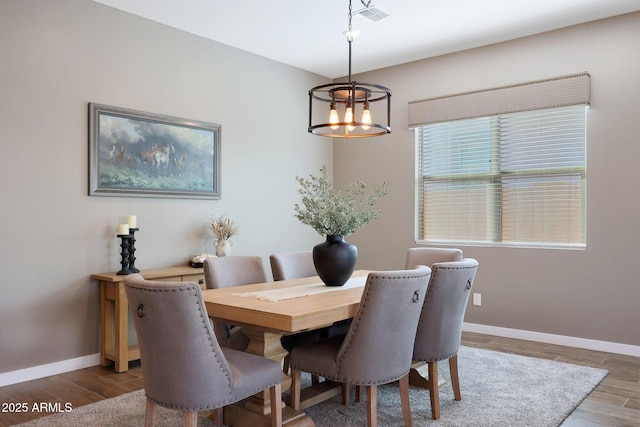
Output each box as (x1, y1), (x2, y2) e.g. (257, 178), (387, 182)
(92, 0), (640, 79)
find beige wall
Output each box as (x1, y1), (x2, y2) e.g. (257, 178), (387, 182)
(337, 12), (640, 347)
(0, 0), (331, 374)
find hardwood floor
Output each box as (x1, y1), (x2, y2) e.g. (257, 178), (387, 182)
(0, 332), (638, 426)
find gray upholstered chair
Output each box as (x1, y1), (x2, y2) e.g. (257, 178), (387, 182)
(204, 255), (267, 289)
(289, 267), (432, 427)
(269, 251), (316, 281)
(269, 250), (349, 377)
(412, 258), (479, 420)
(123, 274), (283, 427)
(270, 251), (320, 373)
(405, 247), (463, 269)
(405, 248), (464, 395)
(203, 256), (268, 350)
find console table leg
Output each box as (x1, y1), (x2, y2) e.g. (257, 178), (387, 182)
(114, 283), (129, 373)
(99, 283), (109, 367)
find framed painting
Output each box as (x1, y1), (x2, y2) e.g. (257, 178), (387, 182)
(89, 103), (221, 199)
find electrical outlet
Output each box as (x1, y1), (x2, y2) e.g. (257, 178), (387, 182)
(473, 293), (481, 306)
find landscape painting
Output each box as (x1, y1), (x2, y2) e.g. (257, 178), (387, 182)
(89, 103), (220, 199)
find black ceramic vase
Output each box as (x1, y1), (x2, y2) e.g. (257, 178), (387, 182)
(313, 234), (358, 286)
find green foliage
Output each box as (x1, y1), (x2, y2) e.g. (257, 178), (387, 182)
(294, 166), (389, 236)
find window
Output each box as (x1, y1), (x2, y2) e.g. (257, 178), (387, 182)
(409, 73), (590, 248)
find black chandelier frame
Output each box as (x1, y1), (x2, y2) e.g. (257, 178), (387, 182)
(308, 81), (391, 138)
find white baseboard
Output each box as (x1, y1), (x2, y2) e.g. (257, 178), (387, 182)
(2, 325), (638, 388)
(464, 322), (640, 357)
(0, 353), (101, 387)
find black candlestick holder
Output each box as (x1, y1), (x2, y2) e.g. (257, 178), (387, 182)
(128, 228), (140, 273)
(116, 233), (132, 275)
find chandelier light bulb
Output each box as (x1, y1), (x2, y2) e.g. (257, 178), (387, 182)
(344, 106), (355, 132)
(361, 101), (372, 130)
(329, 102), (340, 130)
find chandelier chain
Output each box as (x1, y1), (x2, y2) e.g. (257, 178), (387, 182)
(347, 0), (372, 40)
(348, 1), (353, 40)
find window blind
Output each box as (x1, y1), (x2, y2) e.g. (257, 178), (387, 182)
(416, 117), (497, 243)
(499, 108), (586, 246)
(415, 105), (587, 247)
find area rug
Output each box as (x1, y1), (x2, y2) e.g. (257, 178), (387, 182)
(12, 346), (607, 427)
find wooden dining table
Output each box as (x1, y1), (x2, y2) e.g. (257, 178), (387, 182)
(201, 270), (369, 427)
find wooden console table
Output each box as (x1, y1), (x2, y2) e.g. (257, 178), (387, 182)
(91, 266), (205, 372)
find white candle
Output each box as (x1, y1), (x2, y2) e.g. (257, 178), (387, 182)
(118, 224), (130, 235)
(127, 215), (137, 228)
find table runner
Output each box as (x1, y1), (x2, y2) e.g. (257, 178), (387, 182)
(234, 275), (367, 302)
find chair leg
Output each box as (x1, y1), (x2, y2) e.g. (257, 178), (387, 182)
(341, 383), (362, 405)
(399, 374), (413, 427)
(291, 368), (302, 410)
(449, 354), (462, 401)
(367, 384), (378, 427)
(342, 383), (350, 405)
(184, 411), (197, 427)
(210, 407), (223, 427)
(144, 397), (157, 427)
(282, 354), (290, 374)
(428, 361), (440, 420)
(270, 383), (283, 427)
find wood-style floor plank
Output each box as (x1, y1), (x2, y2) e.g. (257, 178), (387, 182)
(0, 361), (143, 427)
(0, 334), (637, 427)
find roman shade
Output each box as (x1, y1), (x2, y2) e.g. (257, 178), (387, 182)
(408, 72), (590, 127)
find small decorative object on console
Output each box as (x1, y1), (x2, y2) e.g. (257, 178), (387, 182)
(210, 214), (238, 257)
(190, 253), (216, 267)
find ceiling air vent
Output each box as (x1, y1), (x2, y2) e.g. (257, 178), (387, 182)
(353, 6), (390, 23)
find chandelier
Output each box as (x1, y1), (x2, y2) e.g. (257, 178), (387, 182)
(308, 0), (392, 138)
